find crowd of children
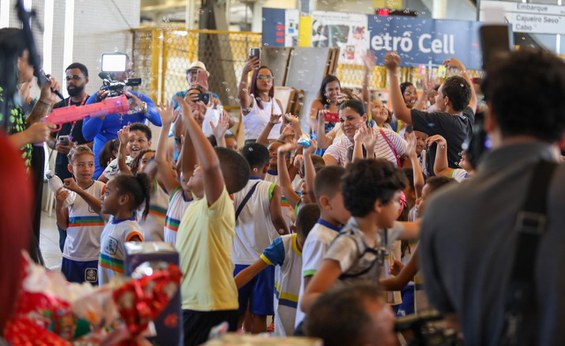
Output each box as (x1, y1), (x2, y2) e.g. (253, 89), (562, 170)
(47, 50), (486, 345)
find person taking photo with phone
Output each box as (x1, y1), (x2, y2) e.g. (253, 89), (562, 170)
(238, 50), (284, 144)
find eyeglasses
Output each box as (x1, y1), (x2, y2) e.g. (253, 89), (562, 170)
(257, 75), (274, 81)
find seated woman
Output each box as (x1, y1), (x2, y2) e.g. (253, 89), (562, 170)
(323, 99), (406, 168)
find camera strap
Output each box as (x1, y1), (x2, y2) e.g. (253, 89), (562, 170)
(502, 160), (557, 346)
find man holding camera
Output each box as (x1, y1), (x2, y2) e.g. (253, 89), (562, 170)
(420, 50), (565, 345)
(82, 53), (161, 179)
(172, 61), (224, 137)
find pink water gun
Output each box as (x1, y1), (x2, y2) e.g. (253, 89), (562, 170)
(44, 94), (129, 130)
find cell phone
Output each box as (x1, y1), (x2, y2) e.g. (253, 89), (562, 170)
(58, 135), (70, 145)
(249, 48), (261, 60)
(479, 24), (513, 69)
(405, 125), (413, 134)
(199, 92), (210, 105)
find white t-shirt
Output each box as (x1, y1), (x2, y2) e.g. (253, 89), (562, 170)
(63, 181), (106, 261)
(232, 178), (278, 265)
(295, 219), (342, 327)
(138, 182), (169, 242)
(164, 187), (192, 246)
(451, 168), (470, 182)
(242, 95), (282, 141)
(260, 233), (303, 337)
(98, 218), (143, 285)
(102, 156), (133, 181)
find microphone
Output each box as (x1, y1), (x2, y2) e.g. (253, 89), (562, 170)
(39, 70), (64, 100)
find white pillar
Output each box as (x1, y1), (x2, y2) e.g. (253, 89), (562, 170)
(432, 0), (448, 19)
(0, 0), (10, 28)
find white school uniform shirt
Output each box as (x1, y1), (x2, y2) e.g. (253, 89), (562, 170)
(295, 219), (342, 327)
(102, 156), (133, 181)
(260, 233), (303, 336)
(98, 218), (144, 285)
(164, 187), (192, 246)
(242, 95), (282, 141)
(63, 181), (106, 262)
(232, 178), (278, 265)
(138, 182), (169, 242)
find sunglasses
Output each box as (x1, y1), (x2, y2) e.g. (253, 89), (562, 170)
(257, 75), (274, 81)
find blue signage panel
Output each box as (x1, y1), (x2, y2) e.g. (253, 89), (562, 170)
(263, 8), (287, 47)
(368, 16), (482, 69)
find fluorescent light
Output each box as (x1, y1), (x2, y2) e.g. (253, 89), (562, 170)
(63, 0), (75, 92)
(43, 0), (54, 72)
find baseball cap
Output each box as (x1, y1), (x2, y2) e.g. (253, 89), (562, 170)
(187, 61), (209, 76)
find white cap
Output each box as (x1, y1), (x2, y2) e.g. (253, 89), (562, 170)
(187, 61), (209, 76)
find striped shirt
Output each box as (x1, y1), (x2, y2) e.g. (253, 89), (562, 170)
(324, 128), (407, 167)
(164, 187), (192, 246)
(138, 182), (169, 242)
(63, 181), (106, 262)
(98, 218), (143, 285)
(260, 233), (303, 336)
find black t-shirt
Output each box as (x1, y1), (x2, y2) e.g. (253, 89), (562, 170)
(411, 107), (475, 176)
(53, 98), (90, 179)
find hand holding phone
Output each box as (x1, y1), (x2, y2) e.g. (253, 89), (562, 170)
(58, 135), (71, 145)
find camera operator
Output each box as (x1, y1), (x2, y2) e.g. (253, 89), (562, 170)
(82, 53), (161, 179)
(419, 49), (565, 345)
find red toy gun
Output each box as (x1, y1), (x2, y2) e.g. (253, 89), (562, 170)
(44, 94), (129, 130)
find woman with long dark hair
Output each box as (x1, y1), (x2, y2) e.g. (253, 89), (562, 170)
(238, 56), (283, 144)
(310, 75), (345, 152)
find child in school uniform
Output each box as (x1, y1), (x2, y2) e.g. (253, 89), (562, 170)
(156, 102), (193, 245)
(55, 145), (106, 284)
(301, 159), (419, 313)
(98, 123), (152, 183)
(233, 143), (289, 333)
(234, 204), (320, 336)
(174, 96), (251, 346)
(98, 174), (150, 285)
(294, 166), (352, 330)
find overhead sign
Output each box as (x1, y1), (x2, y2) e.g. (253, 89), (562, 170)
(263, 8), (483, 70)
(480, 1), (565, 35)
(367, 16), (482, 69)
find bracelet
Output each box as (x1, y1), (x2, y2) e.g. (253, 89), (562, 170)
(38, 99), (51, 107)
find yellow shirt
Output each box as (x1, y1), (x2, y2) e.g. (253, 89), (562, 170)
(176, 188), (238, 311)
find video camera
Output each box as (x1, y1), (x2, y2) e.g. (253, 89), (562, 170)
(98, 53), (142, 97)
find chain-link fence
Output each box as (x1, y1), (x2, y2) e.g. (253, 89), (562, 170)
(132, 28), (261, 110)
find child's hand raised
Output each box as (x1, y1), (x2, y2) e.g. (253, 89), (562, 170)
(278, 140), (297, 154)
(304, 139), (317, 156)
(406, 131), (418, 158)
(426, 134), (447, 148)
(117, 125), (130, 145)
(284, 113), (299, 126)
(174, 95), (194, 123)
(210, 112), (231, 139)
(269, 113), (282, 125)
(158, 101), (175, 126)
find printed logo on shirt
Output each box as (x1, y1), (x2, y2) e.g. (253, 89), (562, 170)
(85, 267), (98, 283)
(105, 236), (119, 255)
